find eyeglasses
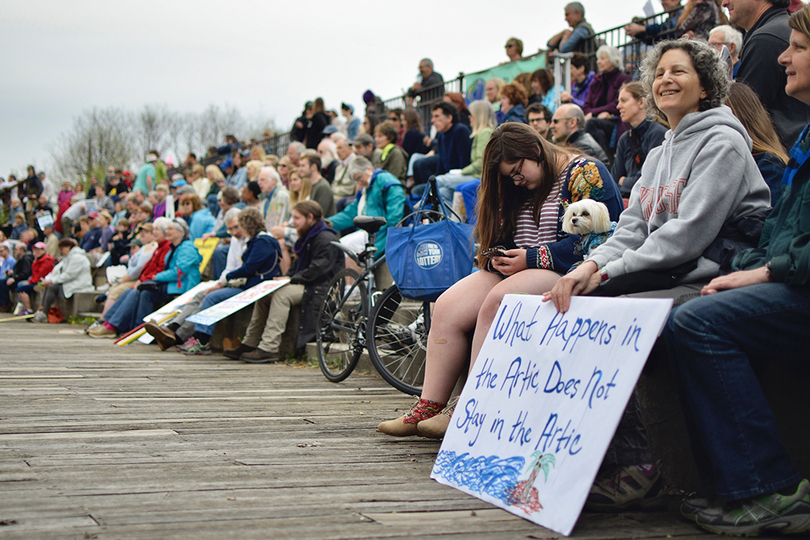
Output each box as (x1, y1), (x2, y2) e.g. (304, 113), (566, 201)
(388, 116), (399, 121)
(505, 44), (515, 48)
(551, 117), (575, 124)
(508, 159), (525, 183)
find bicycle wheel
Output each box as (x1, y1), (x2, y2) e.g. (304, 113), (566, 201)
(316, 268), (368, 382)
(367, 285), (430, 396)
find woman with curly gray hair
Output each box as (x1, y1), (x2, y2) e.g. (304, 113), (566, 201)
(545, 38), (771, 512)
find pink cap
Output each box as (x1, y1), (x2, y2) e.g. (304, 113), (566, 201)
(33, 242), (47, 249)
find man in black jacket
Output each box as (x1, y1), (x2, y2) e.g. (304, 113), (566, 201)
(729, 0), (810, 146)
(225, 200), (344, 362)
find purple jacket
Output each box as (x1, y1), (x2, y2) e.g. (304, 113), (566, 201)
(583, 68), (631, 117)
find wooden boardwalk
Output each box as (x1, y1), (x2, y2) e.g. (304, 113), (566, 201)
(0, 318), (718, 539)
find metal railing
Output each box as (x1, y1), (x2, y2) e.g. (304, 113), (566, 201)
(201, 7), (679, 167)
(580, 7), (682, 75)
(383, 74), (466, 130)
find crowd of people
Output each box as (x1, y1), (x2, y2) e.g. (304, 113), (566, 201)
(2, 0), (810, 535)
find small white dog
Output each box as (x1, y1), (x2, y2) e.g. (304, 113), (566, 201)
(562, 199), (616, 260)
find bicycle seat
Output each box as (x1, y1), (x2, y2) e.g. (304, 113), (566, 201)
(353, 215), (387, 235)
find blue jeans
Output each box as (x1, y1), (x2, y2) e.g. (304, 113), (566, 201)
(104, 288), (140, 332)
(105, 285), (171, 333)
(457, 179), (481, 224)
(211, 244), (229, 281)
(664, 282), (808, 500)
(192, 287), (242, 335)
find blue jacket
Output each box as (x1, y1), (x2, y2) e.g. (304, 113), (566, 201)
(226, 232), (282, 289)
(569, 72), (595, 108)
(80, 226), (103, 252)
(188, 208), (216, 240)
(155, 239), (202, 295)
(329, 170), (406, 257)
(501, 104), (527, 125)
(436, 122), (472, 176)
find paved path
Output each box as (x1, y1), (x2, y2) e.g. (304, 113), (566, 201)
(0, 318), (722, 539)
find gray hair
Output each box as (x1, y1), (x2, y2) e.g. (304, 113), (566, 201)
(152, 216), (172, 234)
(420, 58), (434, 69)
(260, 166), (281, 183)
(641, 38), (730, 123)
(597, 45), (622, 71)
(331, 132), (348, 143)
(318, 138), (338, 159)
(224, 207), (241, 224)
(566, 104), (586, 128)
(288, 142), (306, 154)
(566, 2), (585, 15)
(168, 217), (190, 239)
(710, 25), (743, 53)
(347, 156), (373, 179)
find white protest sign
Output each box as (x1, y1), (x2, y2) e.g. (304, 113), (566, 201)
(186, 279), (289, 326)
(431, 294), (672, 537)
(137, 281), (219, 344)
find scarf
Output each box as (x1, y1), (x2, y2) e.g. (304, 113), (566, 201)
(293, 220), (334, 273)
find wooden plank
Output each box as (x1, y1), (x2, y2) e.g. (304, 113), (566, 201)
(0, 322), (713, 540)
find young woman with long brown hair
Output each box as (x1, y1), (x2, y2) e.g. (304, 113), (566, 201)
(377, 122), (623, 437)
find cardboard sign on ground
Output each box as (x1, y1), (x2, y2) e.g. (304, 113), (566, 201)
(431, 294), (673, 536)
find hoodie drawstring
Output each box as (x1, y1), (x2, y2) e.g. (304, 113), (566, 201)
(648, 133), (673, 237)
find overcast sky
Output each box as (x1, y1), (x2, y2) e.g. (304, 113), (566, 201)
(0, 0), (649, 180)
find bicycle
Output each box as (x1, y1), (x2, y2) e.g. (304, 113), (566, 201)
(365, 177), (465, 396)
(316, 215), (388, 382)
(316, 178), (463, 395)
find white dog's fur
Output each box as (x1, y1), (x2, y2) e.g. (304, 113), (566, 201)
(562, 199), (612, 235)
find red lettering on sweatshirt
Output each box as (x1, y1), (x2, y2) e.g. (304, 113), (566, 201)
(639, 178), (687, 221)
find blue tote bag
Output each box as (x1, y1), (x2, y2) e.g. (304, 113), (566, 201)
(386, 184), (475, 302)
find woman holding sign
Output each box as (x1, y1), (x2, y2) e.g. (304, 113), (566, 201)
(543, 39), (772, 511)
(664, 8), (810, 535)
(378, 123), (623, 435)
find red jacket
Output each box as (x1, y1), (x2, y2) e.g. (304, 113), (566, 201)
(30, 254), (56, 283)
(139, 240), (172, 282)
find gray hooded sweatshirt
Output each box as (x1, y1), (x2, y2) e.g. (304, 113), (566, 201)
(589, 105), (771, 284)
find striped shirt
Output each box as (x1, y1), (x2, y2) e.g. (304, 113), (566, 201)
(513, 171), (565, 248)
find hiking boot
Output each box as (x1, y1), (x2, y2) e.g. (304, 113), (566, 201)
(681, 497), (710, 522)
(240, 348), (280, 363)
(695, 479), (810, 536)
(88, 325), (117, 338)
(144, 321), (177, 351)
(176, 337), (201, 353)
(182, 340), (212, 356)
(417, 395), (459, 439)
(585, 464), (667, 512)
(224, 343), (256, 360)
(377, 398), (445, 437)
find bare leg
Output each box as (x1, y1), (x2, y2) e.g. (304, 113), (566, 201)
(469, 269), (561, 371)
(420, 270), (503, 403)
(18, 291), (31, 311)
(101, 297), (116, 316)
